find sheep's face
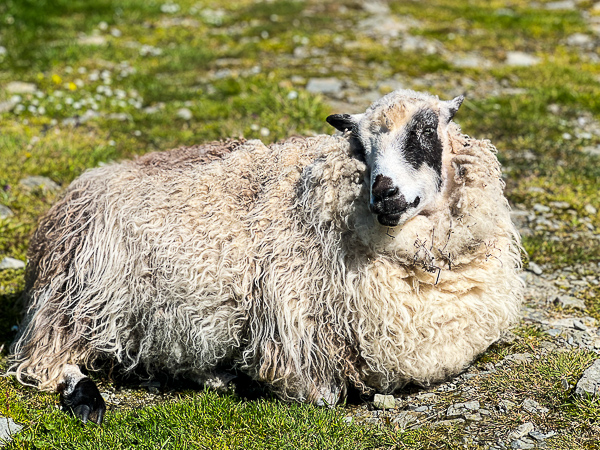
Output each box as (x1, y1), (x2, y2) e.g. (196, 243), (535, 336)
(327, 90), (464, 228)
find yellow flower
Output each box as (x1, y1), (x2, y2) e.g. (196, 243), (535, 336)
(68, 82), (77, 91)
(51, 74), (62, 84)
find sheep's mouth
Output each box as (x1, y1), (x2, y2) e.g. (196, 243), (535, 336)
(377, 213), (401, 227)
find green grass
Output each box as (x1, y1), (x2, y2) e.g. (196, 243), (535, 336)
(1, 0), (600, 448)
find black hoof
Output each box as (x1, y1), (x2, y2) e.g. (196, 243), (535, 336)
(61, 377), (106, 425)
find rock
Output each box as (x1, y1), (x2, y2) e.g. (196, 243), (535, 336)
(361, 0), (390, 14)
(505, 52), (541, 67)
(521, 398), (549, 415)
(509, 422), (535, 440)
(451, 53), (493, 69)
(0, 417), (23, 444)
(446, 400), (480, 418)
(463, 413), (482, 421)
(78, 35), (107, 45)
(0, 100), (17, 113)
(499, 399), (517, 411)
(582, 145), (600, 156)
(544, 0), (576, 9)
(19, 175), (60, 192)
(529, 430), (549, 441)
(432, 418), (465, 427)
(373, 394), (396, 409)
(510, 439), (535, 449)
(0, 205), (13, 219)
(584, 204), (597, 215)
(566, 33), (593, 47)
(391, 410), (422, 429)
(5, 81), (36, 94)
(533, 203), (550, 213)
(575, 359), (600, 397)
(0, 257), (26, 270)
(306, 77), (343, 94)
(549, 201), (570, 209)
(357, 16), (418, 38)
(554, 295), (586, 310)
(527, 262), (543, 275)
(176, 108), (193, 121)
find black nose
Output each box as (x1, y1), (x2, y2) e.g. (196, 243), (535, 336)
(371, 175), (398, 201)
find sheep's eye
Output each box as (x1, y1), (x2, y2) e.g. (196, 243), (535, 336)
(423, 127), (436, 136)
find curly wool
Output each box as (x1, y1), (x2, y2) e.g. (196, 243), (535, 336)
(9, 126), (523, 401)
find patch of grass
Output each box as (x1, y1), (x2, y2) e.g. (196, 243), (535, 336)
(1, 385), (395, 450)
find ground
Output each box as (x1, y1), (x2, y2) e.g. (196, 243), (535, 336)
(0, 0), (599, 448)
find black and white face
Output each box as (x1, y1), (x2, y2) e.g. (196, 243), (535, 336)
(327, 91), (463, 228)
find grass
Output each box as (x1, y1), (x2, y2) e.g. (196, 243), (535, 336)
(1, 0), (600, 448)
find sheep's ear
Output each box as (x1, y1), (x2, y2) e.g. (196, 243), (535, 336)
(441, 95), (464, 123)
(326, 113), (363, 132)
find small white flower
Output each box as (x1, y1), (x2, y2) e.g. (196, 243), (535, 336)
(28, 105), (37, 113)
(110, 28), (122, 37)
(98, 21), (109, 31)
(108, 140), (116, 146)
(287, 90), (298, 100)
(250, 124), (260, 131)
(38, 106), (46, 115)
(65, 97), (74, 105)
(55, 103), (63, 110)
(260, 127), (270, 137)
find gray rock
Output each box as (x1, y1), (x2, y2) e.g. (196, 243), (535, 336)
(0, 417), (23, 444)
(432, 418), (465, 427)
(575, 359), (600, 397)
(533, 203), (550, 213)
(0, 205), (13, 219)
(0, 257), (26, 270)
(19, 175), (60, 192)
(503, 353), (533, 364)
(446, 400), (480, 418)
(545, 0), (576, 9)
(0, 100), (17, 113)
(527, 262), (543, 275)
(391, 410), (422, 428)
(505, 51), (541, 67)
(78, 35), (107, 45)
(176, 108), (193, 121)
(463, 413), (482, 421)
(554, 295), (586, 310)
(582, 145), (600, 156)
(357, 16), (417, 38)
(452, 53), (493, 69)
(566, 33), (593, 47)
(372, 394), (396, 409)
(5, 81), (36, 94)
(584, 204), (597, 215)
(529, 430), (549, 441)
(361, 0), (390, 14)
(545, 328), (562, 337)
(509, 422), (535, 440)
(510, 439), (535, 449)
(521, 398), (549, 415)
(306, 77), (343, 94)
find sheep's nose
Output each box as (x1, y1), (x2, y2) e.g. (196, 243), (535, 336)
(371, 175), (398, 201)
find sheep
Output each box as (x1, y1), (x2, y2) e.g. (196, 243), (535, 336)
(9, 89), (524, 424)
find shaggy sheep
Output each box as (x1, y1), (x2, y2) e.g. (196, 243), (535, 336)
(9, 89), (523, 424)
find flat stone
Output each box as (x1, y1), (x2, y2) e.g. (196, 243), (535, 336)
(575, 359), (600, 397)
(0, 417), (23, 444)
(306, 77), (343, 94)
(582, 145), (600, 156)
(545, 0), (576, 9)
(0, 100), (17, 113)
(5, 81), (36, 94)
(19, 175), (60, 192)
(78, 35), (107, 45)
(533, 203), (550, 213)
(554, 295), (586, 310)
(452, 53), (493, 69)
(357, 16), (417, 38)
(545, 328), (562, 337)
(0, 205), (13, 219)
(511, 439), (535, 449)
(566, 33), (593, 47)
(584, 204), (597, 215)
(509, 422), (535, 440)
(528, 262), (543, 275)
(372, 394), (396, 410)
(503, 353), (533, 364)
(505, 51), (541, 67)
(463, 413), (482, 421)
(0, 257), (26, 270)
(529, 431), (549, 441)
(176, 108), (193, 121)
(522, 398), (549, 415)
(447, 400), (480, 418)
(432, 418), (465, 427)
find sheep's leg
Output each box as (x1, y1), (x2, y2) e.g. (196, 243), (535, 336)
(58, 364), (106, 425)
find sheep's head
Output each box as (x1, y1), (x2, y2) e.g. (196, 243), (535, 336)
(327, 90), (464, 228)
